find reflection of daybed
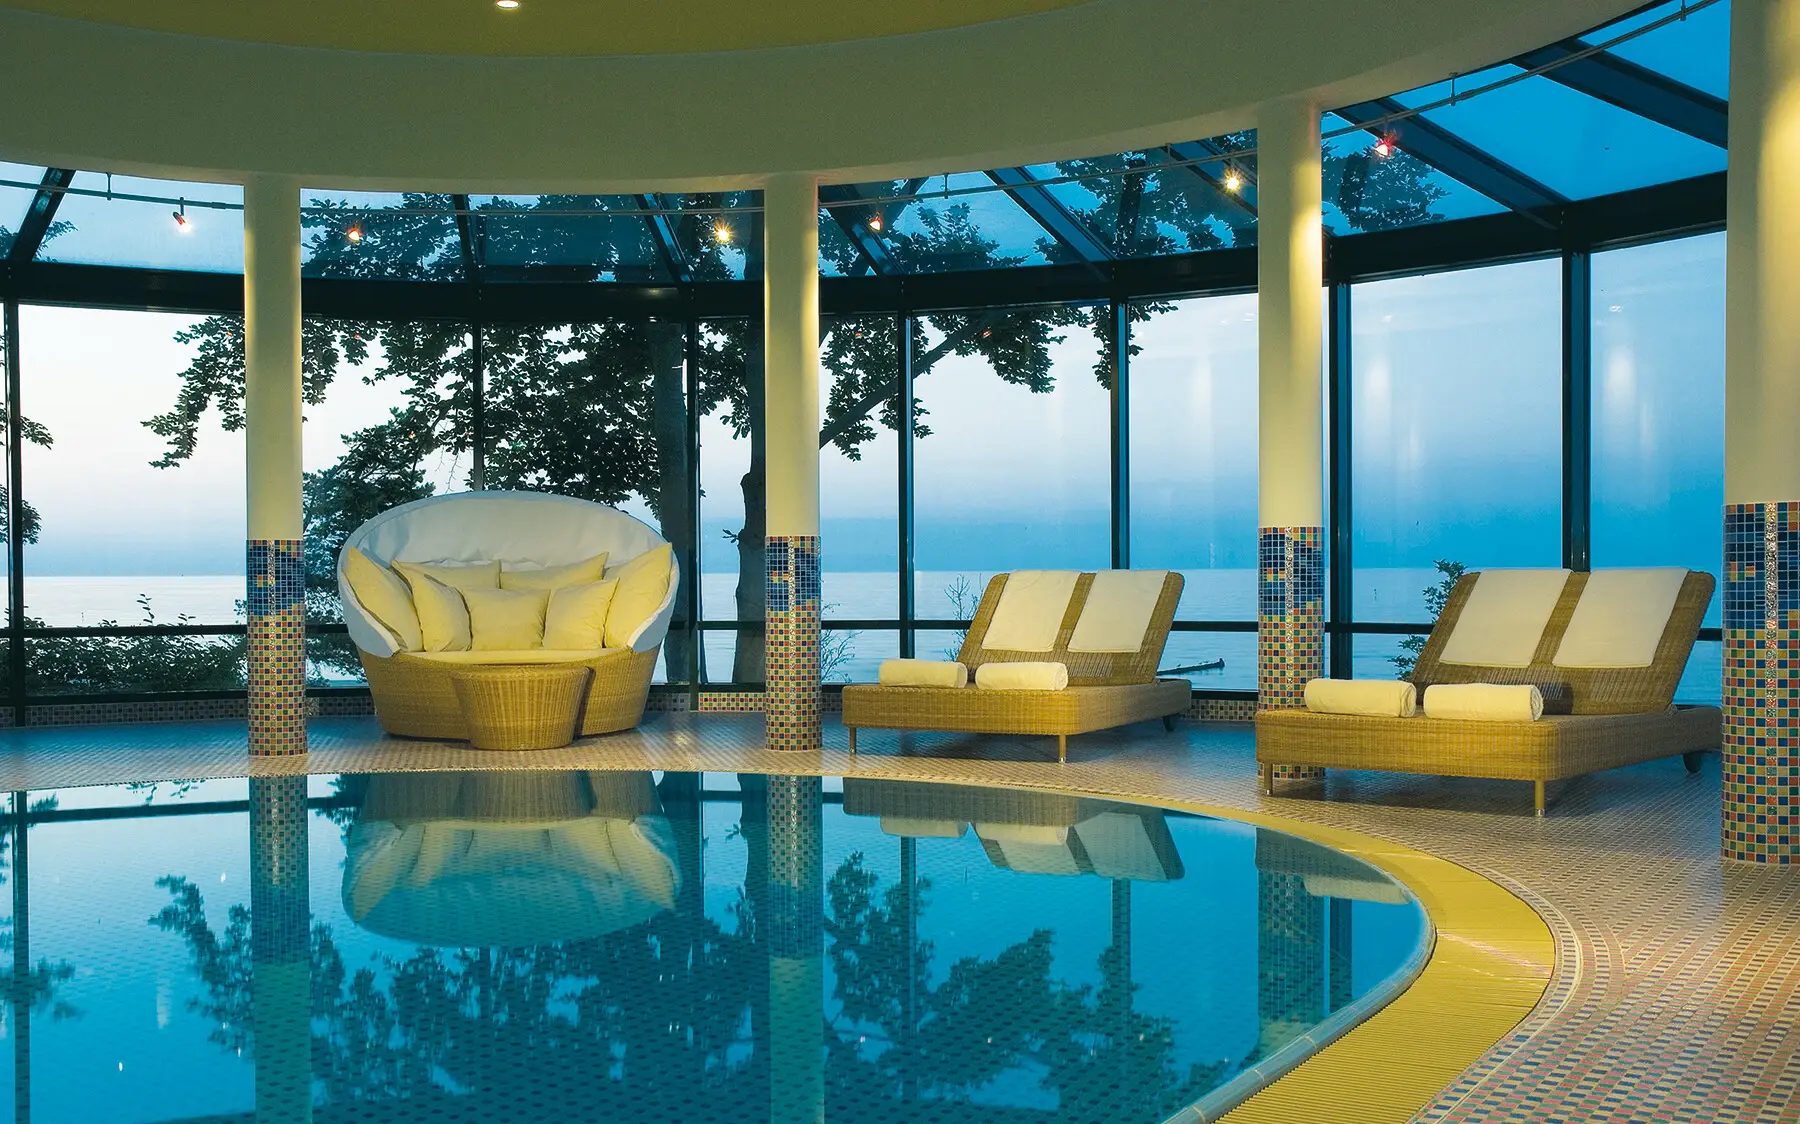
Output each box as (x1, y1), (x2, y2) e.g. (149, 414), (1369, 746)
(338, 491), (679, 740)
(1256, 568), (1721, 815)
(1253, 828), (1408, 904)
(343, 771), (679, 946)
(841, 571), (1191, 762)
(842, 779), (1185, 881)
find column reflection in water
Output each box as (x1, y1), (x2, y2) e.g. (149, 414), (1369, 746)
(765, 774), (823, 1124)
(1253, 829), (1326, 1060)
(10, 792), (30, 1124)
(249, 776), (311, 1124)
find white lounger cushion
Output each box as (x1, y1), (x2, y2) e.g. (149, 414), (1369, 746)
(877, 659), (969, 688)
(1304, 678), (1417, 717)
(974, 662), (1069, 691)
(1068, 569), (1168, 653)
(1553, 567), (1687, 668)
(982, 570), (1081, 652)
(1438, 569), (1571, 668)
(1423, 683), (1545, 722)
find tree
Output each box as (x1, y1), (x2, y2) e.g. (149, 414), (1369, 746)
(1390, 559), (1465, 678)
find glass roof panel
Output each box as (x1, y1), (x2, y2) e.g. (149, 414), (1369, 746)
(471, 194), (669, 283)
(1023, 137), (1258, 257)
(1321, 113), (1506, 234)
(840, 173), (1055, 274)
(37, 172), (243, 272)
(0, 162), (44, 252)
(1392, 63), (1726, 199)
(302, 190), (462, 281)
(1596, 0), (1729, 98)
(652, 191), (752, 281)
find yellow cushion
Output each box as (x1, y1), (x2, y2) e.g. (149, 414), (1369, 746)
(393, 559), (500, 593)
(407, 648), (611, 665)
(500, 552), (610, 592)
(544, 579), (619, 650)
(343, 548), (422, 651)
(462, 587), (549, 651)
(604, 543), (674, 648)
(402, 571), (472, 652)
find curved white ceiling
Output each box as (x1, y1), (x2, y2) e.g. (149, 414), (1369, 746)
(0, 0), (1642, 192)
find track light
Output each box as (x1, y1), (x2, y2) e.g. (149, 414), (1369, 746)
(714, 222), (732, 244)
(172, 202), (192, 233)
(1222, 169), (1243, 193)
(1373, 136), (1398, 158)
(867, 213), (883, 232)
(346, 222), (364, 244)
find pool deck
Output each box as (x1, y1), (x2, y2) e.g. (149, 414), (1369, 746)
(0, 712), (1795, 1123)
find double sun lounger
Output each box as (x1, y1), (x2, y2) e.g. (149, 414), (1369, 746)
(1257, 567), (1721, 814)
(841, 570), (1191, 762)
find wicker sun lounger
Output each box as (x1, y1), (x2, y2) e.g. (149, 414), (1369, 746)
(1256, 569), (1722, 815)
(841, 571), (1191, 762)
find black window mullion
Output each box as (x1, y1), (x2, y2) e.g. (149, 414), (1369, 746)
(1563, 248), (1593, 572)
(4, 299), (23, 722)
(1328, 282), (1355, 679)
(1110, 299), (1130, 570)
(897, 313), (917, 657)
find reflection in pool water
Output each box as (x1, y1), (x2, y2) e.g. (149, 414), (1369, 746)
(3, 771), (1427, 1123)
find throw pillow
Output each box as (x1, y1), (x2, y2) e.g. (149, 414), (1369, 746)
(604, 543), (674, 649)
(543, 579), (620, 650)
(393, 559), (501, 592)
(500, 551), (610, 592)
(463, 587), (550, 651)
(404, 571), (472, 652)
(342, 547), (423, 651)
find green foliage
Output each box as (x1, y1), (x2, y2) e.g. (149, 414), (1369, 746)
(20, 595), (246, 695)
(1390, 559), (1466, 678)
(1325, 147), (1450, 232)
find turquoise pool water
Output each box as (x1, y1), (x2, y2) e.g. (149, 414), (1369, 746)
(0, 772), (1427, 1123)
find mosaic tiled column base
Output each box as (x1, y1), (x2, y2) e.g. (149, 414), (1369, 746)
(247, 539), (307, 756)
(1723, 502), (1799, 864)
(765, 535), (822, 751)
(1259, 526), (1325, 782)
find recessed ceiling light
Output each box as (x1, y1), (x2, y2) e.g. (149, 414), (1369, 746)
(495, 0), (520, 9)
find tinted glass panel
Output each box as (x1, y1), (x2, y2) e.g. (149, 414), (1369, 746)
(821, 315), (900, 621)
(1321, 114), (1506, 233)
(0, 161), (44, 249)
(1024, 142), (1257, 256)
(1350, 260), (1563, 623)
(38, 173), (243, 272)
(302, 190), (462, 280)
(471, 194), (668, 283)
(1599, 0), (1730, 98)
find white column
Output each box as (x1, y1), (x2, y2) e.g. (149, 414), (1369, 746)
(762, 175), (822, 750)
(1255, 98), (1326, 780)
(1721, 0), (1800, 863)
(243, 174), (306, 756)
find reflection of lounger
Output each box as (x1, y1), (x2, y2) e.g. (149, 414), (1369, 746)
(344, 772), (680, 947)
(841, 778), (1184, 881)
(842, 571), (1191, 762)
(1256, 569), (1721, 815)
(1253, 829), (1408, 905)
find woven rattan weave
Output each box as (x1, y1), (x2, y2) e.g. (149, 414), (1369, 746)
(447, 663), (593, 751)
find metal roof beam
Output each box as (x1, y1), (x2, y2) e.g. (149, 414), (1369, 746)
(1333, 98), (1566, 221)
(818, 182), (902, 276)
(8, 168), (75, 263)
(637, 193), (693, 283)
(985, 166), (1115, 266)
(1513, 39), (1727, 148)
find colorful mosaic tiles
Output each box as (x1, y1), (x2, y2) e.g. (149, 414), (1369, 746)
(765, 534), (822, 750)
(1722, 502), (1800, 864)
(1259, 526), (1324, 781)
(247, 538), (307, 756)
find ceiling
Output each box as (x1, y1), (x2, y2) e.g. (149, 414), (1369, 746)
(0, 0), (1104, 55)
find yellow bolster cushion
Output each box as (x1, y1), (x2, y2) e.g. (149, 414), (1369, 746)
(544, 579), (620, 650)
(462, 587), (550, 651)
(604, 543), (674, 649)
(343, 548), (423, 651)
(500, 552), (610, 592)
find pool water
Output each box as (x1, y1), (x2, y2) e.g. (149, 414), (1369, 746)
(1, 772), (1428, 1124)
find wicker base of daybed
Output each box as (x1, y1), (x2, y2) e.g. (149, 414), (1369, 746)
(1254, 704), (1722, 814)
(841, 678), (1191, 762)
(361, 647), (659, 741)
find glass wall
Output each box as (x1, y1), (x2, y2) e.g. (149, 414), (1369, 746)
(820, 315), (901, 681)
(1349, 260), (1563, 678)
(1591, 234), (1726, 703)
(912, 305), (1112, 620)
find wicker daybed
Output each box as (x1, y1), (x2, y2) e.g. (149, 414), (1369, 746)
(841, 570), (1191, 763)
(1256, 568), (1721, 815)
(338, 491), (680, 740)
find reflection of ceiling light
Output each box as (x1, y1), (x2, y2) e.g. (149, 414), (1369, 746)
(1373, 136), (1397, 158)
(172, 204), (192, 233)
(346, 223), (364, 244)
(1223, 169), (1242, 192)
(495, 0), (519, 8)
(714, 223), (732, 244)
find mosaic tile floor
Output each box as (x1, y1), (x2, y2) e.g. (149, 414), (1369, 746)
(1, 714), (1796, 1123)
